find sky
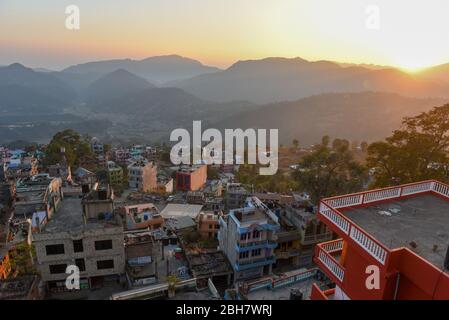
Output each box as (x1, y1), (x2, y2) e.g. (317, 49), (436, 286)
(1, 0), (449, 71)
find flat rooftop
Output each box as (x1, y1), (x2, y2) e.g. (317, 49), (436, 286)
(42, 197), (121, 234)
(342, 194), (449, 269)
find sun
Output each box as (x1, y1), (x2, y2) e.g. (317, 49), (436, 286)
(396, 59), (435, 73)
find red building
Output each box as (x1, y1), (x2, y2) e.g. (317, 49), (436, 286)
(311, 180), (449, 300)
(176, 165), (207, 192)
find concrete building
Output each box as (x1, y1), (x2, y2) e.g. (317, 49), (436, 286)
(311, 180), (449, 300)
(125, 231), (162, 287)
(127, 161), (157, 192)
(33, 184), (125, 292)
(218, 197), (280, 283)
(276, 201), (332, 268)
(176, 165), (207, 192)
(107, 161), (124, 186)
(122, 203), (164, 231)
(197, 210), (221, 240)
(225, 183), (248, 210)
(91, 137), (104, 154)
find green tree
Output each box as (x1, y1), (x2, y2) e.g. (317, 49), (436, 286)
(367, 104), (449, 187)
(43, 129), (93, 167)
(292, 137), (368, 203)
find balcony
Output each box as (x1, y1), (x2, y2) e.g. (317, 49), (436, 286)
(310, 283), (335, 300)
(314, 239), (345, 286)
(275, 249), (301, 259)
(302, 231), (333, 245)
(234, 256), (276, 271)
(235, 240), (277, 252)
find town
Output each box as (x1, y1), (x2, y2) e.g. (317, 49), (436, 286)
(1, 102), (449, 301)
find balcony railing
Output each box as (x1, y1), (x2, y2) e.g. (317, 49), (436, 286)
(234, 256), (276, 271)
(315, 239), (345, 284)
(236, 240), (277, 252)
(318, 180), (443, 266)
(302, 231), (333, 245)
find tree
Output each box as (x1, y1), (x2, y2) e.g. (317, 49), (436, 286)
(43, 129), (93, 167)
(292, 139), (299, 149)
(367, 104), (449, 187)
(292, 137), (368, 203)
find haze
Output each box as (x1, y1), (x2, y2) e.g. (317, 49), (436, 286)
(1, 0), (449, 71)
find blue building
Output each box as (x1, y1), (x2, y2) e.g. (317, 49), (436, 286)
(218, 197), (280, 283)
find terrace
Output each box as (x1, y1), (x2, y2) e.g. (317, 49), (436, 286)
(316, 180), (449, 283)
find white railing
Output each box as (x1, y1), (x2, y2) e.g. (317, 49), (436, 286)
(325, 194), (363, 209)
(363, 187), (401, 203)
(349, 226), (388, 265)
(402, 181), (433, 196)
(320, 239), (344, 253)
(319, 202), (350, 234)
(318, 249), (345, 282)
(432, 181), (449, 198)
(319, 180), (443, 267)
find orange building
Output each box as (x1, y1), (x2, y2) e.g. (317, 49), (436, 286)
(176, 165), (207, 192)
(311, 180), (449, 300)
(197, 211), (221, 240)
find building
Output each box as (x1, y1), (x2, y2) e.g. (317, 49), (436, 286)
(197, 210), (222, 240)
(225, 183), (248, 210)
(202, 180), (223, 198)
(91, 137), (104, 154)
(4, 156), (38, 180)
(125, 231), (162, 287)
(14, 176), (63, 225)
(218, 197), (280, 282)
(33, 184), (125, 292)
(275, 201), (332, 269)
(113, 148), (130, 165)
(107, 161), (124, 186)
(127, 161), (157, 192)
(156, 175), (173, 194)
(186, 191), (205, 205)
(161, 203), (203, 235)
(176, 165), (207, 192)
(311, 180), (449, 300)
(122, 203), (164, 231)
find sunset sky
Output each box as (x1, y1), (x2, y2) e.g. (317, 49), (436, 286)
(1, 0), (449, 71)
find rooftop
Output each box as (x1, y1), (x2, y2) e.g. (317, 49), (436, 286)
(341, 193), (449, 269)
(160, 203), (203, 219)
(41, 197), (121, 234)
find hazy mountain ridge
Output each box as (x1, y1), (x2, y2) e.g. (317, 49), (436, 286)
(173, 57), (449, 104)
(86, 69), (155, 104)
(63, 55), (221, 84)
(216, 92), (447, 145)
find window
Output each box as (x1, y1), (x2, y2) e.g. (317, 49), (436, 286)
(73, 239), (83, 253)
(97, 259), (114, 270)
(287, 241), (293, 248)
(240, 233), (250, 241)
(95, 240), (113, 251)
(239, 251), (249, 259)
(209, 224), (213, 229)
(75, 258), (86, 272)
(49, 264), (67, 274)
(253, 230), (260, 238)
(215, 224), (219, 229)
(45, 244), (65, 255)
(251, 249), (261, 257)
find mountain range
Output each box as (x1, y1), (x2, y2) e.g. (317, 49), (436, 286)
(1, 55), (449, 144)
